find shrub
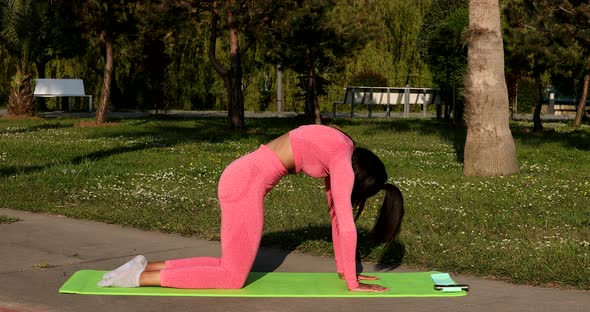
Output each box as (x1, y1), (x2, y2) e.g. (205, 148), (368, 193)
(350, 70), (389, 87)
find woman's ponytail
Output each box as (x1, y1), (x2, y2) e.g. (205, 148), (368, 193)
(371, 183), (404, 243)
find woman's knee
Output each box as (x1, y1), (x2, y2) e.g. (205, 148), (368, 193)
(226, 270), (250, 289)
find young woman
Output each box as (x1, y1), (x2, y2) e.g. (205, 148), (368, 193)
(98, 125), (404, 292)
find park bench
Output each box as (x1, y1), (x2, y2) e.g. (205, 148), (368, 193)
(332, 86), (441, 118)
(544, 91), (590, 116)
(34, 79), (93, 112)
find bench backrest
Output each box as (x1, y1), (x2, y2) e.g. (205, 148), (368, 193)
(34, 79), (87, 97)
(342, 87), (440, 105)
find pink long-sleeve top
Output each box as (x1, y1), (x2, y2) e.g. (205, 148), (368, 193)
(289, 125), (359, 290)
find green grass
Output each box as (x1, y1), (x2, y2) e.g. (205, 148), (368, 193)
(0, 215), (20, 224)
(0, 116), (588, 289)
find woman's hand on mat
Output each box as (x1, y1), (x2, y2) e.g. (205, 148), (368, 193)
(350, 282), (389, 292)
(338, 273), (380, 281)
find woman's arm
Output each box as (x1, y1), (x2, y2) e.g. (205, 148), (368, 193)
(325, 177), (344, 276)
(327, 153), (366, 289)
(328, 155), (389, 292)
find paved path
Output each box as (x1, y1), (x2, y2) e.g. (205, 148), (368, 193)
(0, 208), (588, 312)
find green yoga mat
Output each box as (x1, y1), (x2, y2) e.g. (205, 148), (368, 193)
(59, 270), (467, 298)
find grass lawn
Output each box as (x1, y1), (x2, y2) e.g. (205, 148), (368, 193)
(0, 115), (588, 289)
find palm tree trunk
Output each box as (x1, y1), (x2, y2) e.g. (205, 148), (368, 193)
(96, 32), (113, 124)
(8, 72), (34, 116)
(463, 0), (519, 176)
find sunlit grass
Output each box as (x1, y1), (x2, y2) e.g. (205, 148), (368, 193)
(0, 116), (588, 289)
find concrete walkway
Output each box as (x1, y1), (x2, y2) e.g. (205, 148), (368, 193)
(0, 208), (588, 312)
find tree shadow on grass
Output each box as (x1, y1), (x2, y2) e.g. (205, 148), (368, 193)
(510, 123), (590, 151)
(0, 122), (74, 135)
(252, 225), (406, 275)
(330, 118), (467, 162)
(0, 143), (172, 178)
(331, 117), (590, 163)
(83, 116), (305, 146)
(0, 116), (307, 179)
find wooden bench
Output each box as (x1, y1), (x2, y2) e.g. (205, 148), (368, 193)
(332, 86), (441, 118)
(34, 79), (93, 112)
(544, 91), (590, 116)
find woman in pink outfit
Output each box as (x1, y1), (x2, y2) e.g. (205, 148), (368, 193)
(98, 125), (404, 292)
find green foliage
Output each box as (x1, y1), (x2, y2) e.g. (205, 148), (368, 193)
(1, 0), (43, 73)
(503, 0), (587, 94)
(0, 50), (14, 106)
(419, 1), (467, 87)
(417, 0), (467, 119)
(553, 1), (590, 52)
(260, 0), (378, 119)
(514, 78), (538, 114)
(340, 0), (433, 86)
(264, 0), (375, 72)
(0, 0), (47, 114)
(1, 0), (439, 115)
(76, 0), (137, 40)
(349, 70), (389, 87)
(504, 1), (563, 77)
(0, 0), (87, 113)
(503, 0), (590, 129)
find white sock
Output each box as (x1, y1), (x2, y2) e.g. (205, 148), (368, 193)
(102, 255), (147, 280)
(97, 264), (144, 288)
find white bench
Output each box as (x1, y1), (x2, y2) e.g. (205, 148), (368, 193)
(34, 79), (93, 112)
(332, 86), (441, 118)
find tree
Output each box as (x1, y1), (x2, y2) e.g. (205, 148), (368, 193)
(419, 0), (468, 122)
(553, 1), (590, 127)
(0, 0), (49, 116)
(76, 0), (137, 124)
(504, 0), (570, 132)
(206, 0), (273, 129)
(463, 0), (519, 176)
(504, 0), (590, 129)
(262, 0), (374, 123)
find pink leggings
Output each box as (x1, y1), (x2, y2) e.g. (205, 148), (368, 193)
(159, 145), (287, 288)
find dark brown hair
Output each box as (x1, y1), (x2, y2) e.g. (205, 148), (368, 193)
(351, 147), (404, 243)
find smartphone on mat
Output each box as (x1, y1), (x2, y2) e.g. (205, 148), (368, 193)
(434, 284), (470, 291)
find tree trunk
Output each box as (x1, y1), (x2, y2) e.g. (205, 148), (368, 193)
(463, 0), (519, 177)
(208, 1), (245, 130)
(227, 12), (245, 129)
(513, 79), (518, 116)
(304, 64), (321, 124)
(7, 72), (34, 116)
(532, 73), (543, 132)
(573, 61), (590, 128)
(304, 71), (315, 121)
(96, 33), (114, 124)
(276, 64), (283, 112)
